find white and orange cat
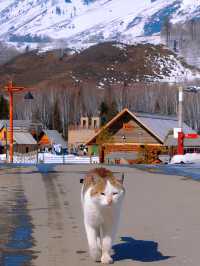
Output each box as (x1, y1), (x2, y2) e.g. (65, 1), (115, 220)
(81, 168), (125, 264)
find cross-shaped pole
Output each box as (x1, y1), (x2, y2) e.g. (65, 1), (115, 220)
(4, 81), (26, 163)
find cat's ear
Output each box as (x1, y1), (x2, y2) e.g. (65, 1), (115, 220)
(118, 173), (125, 184)
(80, 174), (96, 184)
(80, 175), (92, 184)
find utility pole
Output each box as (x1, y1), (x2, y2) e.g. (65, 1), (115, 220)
(178, 86), (183, 129)
(4, 81), (31, 163)
(177, 86), (184, 155)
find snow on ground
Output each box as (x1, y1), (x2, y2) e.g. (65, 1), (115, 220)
(0, 153), (99, 164)
(0, 0), (199, 51)
(170, 153), (200, 164)
(150, 53), (200, 82)
(2, 152), (200, 165)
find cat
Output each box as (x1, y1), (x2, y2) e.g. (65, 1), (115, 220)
(81, 167), (125, 264)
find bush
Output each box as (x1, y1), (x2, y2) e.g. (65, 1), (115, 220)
(137, 145), (167, 164)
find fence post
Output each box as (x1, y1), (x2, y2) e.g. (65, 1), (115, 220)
(36, 150), (38, 164)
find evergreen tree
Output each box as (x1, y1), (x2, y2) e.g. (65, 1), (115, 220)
(99, 101), (108, 126)
(0, 95), (9, 119)
(99, 100), (118, 126)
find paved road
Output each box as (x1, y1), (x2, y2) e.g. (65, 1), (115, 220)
(0, 164), (200, 266)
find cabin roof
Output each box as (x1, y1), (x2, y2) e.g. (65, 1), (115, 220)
(14, 132), (37, 145)
(43, 130), (67, 148)
(136, 113), (194, 142)
(86, 108), (194, 145)
(0, 120), (42, 130)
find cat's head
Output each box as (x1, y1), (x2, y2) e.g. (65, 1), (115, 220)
(83, 168), (125, 207)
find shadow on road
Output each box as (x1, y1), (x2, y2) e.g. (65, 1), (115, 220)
(113, 237), (172, 262)
(1, 190), (34, 266)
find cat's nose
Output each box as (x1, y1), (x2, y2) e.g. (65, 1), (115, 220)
(107, 197), (112, 205)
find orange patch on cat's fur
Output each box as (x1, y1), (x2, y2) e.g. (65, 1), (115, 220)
(83, 168), (124, 196)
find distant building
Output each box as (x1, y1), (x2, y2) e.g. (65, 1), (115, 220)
(38, 130), (67, 150)
(165, 134), (200, 155)
(86, 108), (195, 163)
(0, 120), (41, 154)
(0, 127), (37, 154)
(12, 130), (37, 153)
(68, 116), (100, 151)
(0, 120), (42, 140)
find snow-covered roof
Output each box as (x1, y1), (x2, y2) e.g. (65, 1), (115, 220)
(0, 120), (32, 129)
(136, 113), (194, 143)
(14, 132), (37, 145)
(44, 130), (66, 148)
(0, 120), (42, 130)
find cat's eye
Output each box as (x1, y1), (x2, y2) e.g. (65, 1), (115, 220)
(113, 192), (118, 195)
(101, 192), (105, 196)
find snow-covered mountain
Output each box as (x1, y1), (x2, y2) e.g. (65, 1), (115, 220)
(0, 0), (199, 50)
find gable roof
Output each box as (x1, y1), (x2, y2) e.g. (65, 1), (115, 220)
(43, 130), (67, 148)
(0, 120), (31, 130)
(86, 108), (194, 145)
(0, 120), (42, 131)
(136, 113), (194, 142)
(14, 131), (37, 145)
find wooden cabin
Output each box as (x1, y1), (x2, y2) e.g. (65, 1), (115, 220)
(0, 128), (37, 154)
(0, 120), (42, 141)
(0, 120), (42, 154)
(13, 131), (37, 153)
(86, 108), (194, 163)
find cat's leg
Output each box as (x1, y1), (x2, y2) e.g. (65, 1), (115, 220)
(85, 223), (101, 262)
(96, 227), (102, 251)
(101, 225), (114, 264)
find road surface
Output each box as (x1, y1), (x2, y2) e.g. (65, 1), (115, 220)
(0, 164), (200, 266)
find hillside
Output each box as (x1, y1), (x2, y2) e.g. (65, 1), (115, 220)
(0, 42), (199, 91)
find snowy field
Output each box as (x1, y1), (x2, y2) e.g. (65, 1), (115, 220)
(1, 0), (200, 51)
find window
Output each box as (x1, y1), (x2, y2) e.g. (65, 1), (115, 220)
(83, 119), (87, 128)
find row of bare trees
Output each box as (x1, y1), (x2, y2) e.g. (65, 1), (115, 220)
(9, 82), (200, 137)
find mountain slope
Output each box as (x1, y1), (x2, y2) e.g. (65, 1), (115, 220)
(0, 0), (199, 50)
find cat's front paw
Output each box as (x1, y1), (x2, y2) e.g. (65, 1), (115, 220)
(101, 253), (113, 264)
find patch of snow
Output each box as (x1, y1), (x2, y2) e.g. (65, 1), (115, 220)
(146, 52), (200, 82)
(170, 153), (200, 164)
(112, 43), (127, 50)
